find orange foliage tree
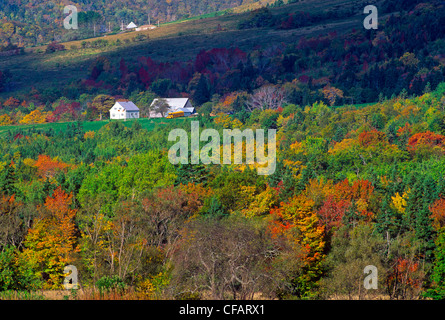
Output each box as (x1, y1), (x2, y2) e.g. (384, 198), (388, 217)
(407, 131), (445, 154)
(358, 129), (387, 148)
(333, 179), (373, 201)
(269, 194), (325, 297)
(330, 178), (375, 222)
(397, 122), (412, 138)
(21, 187), (79, 289)
(322, 85), (344, 106)
(34, 154), (70, 179)
(386, 257), (422, 299)
(430, 198), (445, 231)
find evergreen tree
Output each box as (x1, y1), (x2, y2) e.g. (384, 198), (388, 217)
(417, 176), (437, 261)
(192, 74), (210, 106)
(375, 195), (400, 239)
(42, 177), (55, 200)
(174, 163), (210, 187)
(0, 162), (17, 196)
(296, 162), (314, 194)
(426, 230), (445, 299)
(404, 178), (422, 231)
(202, 196), (226, 218)
(405, 176), (436, 261)
(268, 160), (296, 202)
(435, 177), (445, 199)
(415, 203), (436, 261)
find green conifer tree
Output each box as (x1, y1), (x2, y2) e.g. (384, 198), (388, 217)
(0, 162), (17, 196)
(426, 230), (445, 299)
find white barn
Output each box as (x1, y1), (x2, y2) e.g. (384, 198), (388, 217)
(149, 98), (195, 118)
(126, 22), (137, 30)
(110, 101), (140, 120)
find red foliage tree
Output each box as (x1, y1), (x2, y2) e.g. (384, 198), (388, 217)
(119, 57), (128, 79)
(407, 131), (445, 153)
(138, 67), (150, 87)
(358, 129), (387, 148)
(397, 122), (412, 137)
(317, 195), (350, 233)
(332, 179), (374, 220)
(430, 198), (445, 230)
(386, 257), (422, 299)
(4, 97), (20, 108)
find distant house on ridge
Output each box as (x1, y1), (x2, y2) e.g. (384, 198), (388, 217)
(126, 22), (137, 30)
(136, 25), (157, 31)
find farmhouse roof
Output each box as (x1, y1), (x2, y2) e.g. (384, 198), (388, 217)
(115, 101), (139, 111)
(151, 98), (194, 112)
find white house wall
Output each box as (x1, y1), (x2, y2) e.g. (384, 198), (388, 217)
(110, 106), (126, 119)
(126, 112), (140, 119)
(110, 104), (140, 120)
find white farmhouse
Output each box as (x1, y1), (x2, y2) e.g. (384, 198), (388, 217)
(149, 98), (195, 118)
(110, 101), (140, 120)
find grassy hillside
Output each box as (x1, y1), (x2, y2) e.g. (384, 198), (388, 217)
(0, 0), (377, 98)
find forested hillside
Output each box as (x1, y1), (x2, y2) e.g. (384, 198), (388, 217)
(0, 0), (269, 47)
(2, 83), (445, 299)
(0, 0), (444, 123)
(1, 0), (445, 301)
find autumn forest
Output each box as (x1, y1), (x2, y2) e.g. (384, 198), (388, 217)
(0, 0), (445, 301)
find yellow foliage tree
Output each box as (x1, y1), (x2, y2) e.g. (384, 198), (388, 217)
(20, 109), (47, 124)
(238, 185), (278, 217)
(0, 114), (13, 126)
(322, 85), (344, 106)
(21, 187), (79, 289)
(84, 131), (95, 140)
(391, 190), (409, 214)
(214, 113), (243, 129)
(269, 193), (326, 296)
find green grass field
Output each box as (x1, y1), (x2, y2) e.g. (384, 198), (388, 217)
(0, 117), (195, 136)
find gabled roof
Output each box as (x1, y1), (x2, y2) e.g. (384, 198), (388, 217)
(127, 22), (137, 29)
(114, 101), (139, 111)
(151, 98), (194, 112)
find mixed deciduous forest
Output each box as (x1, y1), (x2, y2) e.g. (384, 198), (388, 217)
(1, 0), (445, 300)
(3, 84), (445, 300)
